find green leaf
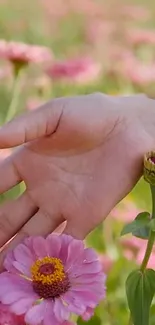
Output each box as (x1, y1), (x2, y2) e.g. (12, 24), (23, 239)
(121, 212), (150, 239)
(77, 315), (101, 325)
(126, 269), (155, 325)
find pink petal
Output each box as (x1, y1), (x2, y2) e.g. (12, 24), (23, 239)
(3, 251), (18, 273)
(68, 289), (103, 307)
(73, 281), (106, 296)
(32, 237), (47, 258)
(72, 273), (104, 284)
(13, 261), (31, 277)
(59, 235), (73, 264)
(65, 240), (84, 270)
(82, 307), (94, 321)
(46, 234), (61, 257)
(83, 248), (99, 263)
(68, 261), (102, 276)
(0, 273), (34, 303)
(25, 301), (46, 325)
(10, 297), (37, 315)
(0, 303), (23, 325)
(63, 292), (86, 315)
(44, 301), (60, 325)
(14, 244), (34, 267)
(53, 299), (69, 321)
(2, 290), (36, 304)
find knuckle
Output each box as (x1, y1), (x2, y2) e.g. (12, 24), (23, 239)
(0, 212), (13, 243)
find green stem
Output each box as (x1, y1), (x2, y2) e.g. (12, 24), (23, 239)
(128, 184), (155, 324)
(140, 230), (155, 272)
(151, 185), (155, 219)
(5, 67), (24, 123)
(140, 185), (155, 272)
(128, 315), (133, 325)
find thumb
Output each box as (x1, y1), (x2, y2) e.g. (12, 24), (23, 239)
(0, 99), (63, 148)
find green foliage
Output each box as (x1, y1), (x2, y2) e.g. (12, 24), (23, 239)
(121, 212), (150, 239)
(126, 269), (155, 325)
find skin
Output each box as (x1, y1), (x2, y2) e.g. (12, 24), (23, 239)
(0, 92), (154, 265)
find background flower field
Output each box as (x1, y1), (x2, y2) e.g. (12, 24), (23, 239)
(0, 0), (155, 324)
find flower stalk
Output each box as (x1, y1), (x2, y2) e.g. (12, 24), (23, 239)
(5, 64), (24, 123)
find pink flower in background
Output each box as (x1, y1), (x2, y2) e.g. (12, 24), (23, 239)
(111, 199), (141, 222)
(127, 29), (155, 46)
(26, 98), (44, 111)
(47, 58), (101, 84)
(116, 53), (155, 86)
(120, 237), (144, 261)
(120, 236), (155, 268)
(137, 249), (155, 268)
(85, 20), (115, 44)
(0, 234), (106, 325)
(125, 61), (155, 86)
(120, 5), (150, 21)
(0, 40), (53, 65)
(99, 254), (114, 274)
(0, 304), (25, 325)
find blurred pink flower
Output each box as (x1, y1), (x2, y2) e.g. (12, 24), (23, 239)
(0, 304), (25, 325)
(99, 254), (114, 274)
(124, 60), (155, 86)
(0, 40), (53, 66)
(121, 237), (144, 258)
(0, 65), (11, 80)
(85, 20), (115, 44)
(120, 236), (155, 268)
(111, 199), (141, 222)
(115, 53), (155, 86)
(0, 234), (106, 325)
(120, 5), (150, 21)
(127, 28), (155, 46)
(137, 249), (155, 268)
(26, 98), (44, 111)
(47, 58), (101, 84)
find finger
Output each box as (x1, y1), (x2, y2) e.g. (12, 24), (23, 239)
(0, 155), (21, 193)
(0, 192), (37, 247)
(0, 99), (64, 148)
(64, 220), (89, 240)
(0, 209), (64, 268)
(19, 209), (64, 237)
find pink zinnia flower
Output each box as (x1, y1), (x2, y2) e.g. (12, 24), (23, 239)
(120, 5), (150, 21)
(121, 236), (155, 268)
(127, 29), (155, 46)
(0, 303), (25, 325)
(0, 40), (53, 66)
(0, 234), (106, 325)
(99, 254), (114, 274)
(47, 58), (101, 84)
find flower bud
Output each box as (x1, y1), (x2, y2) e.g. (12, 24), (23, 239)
(144, 151), (155, 185)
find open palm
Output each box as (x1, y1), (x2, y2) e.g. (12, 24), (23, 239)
(0, 93), (154, 257)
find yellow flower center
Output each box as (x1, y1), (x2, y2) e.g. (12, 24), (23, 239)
(31, 256), (65, 284)
(31, 257), (70, 299)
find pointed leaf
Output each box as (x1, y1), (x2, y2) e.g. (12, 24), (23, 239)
(126, 269), (155, 325)
(121, 212), (150, 239)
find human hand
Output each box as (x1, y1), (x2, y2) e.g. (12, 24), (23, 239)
(0, 93), (154, 259)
